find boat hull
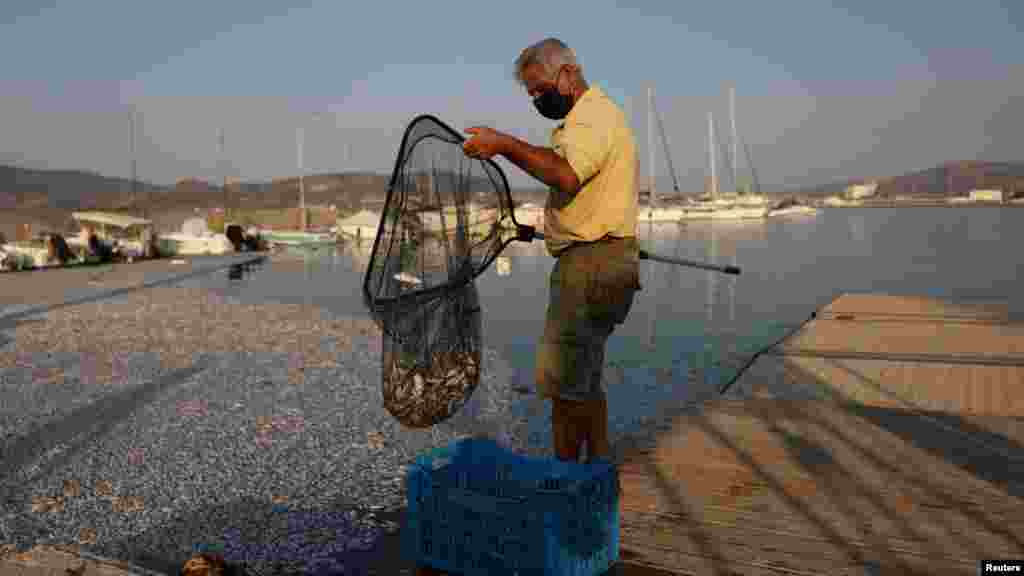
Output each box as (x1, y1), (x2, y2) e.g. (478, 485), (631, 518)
(157, 234), (235, 256)
(640, 208), (688, 223)
(262, 231), (336, 246)
(1, 242), (50, 267)
(679, 207), (768, 220)
(768, 206), (820, 217)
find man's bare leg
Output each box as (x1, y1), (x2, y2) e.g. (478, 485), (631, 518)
(552, 397), (584, 462)
(552, 392), (608, 462)
(585, 391), (609, 461)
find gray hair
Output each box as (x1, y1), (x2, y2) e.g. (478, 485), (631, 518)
(514, 38), (581, 86)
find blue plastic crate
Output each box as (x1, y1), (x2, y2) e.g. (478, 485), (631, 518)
(403, 437), (619, 576)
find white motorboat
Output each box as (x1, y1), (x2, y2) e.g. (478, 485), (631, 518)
(157, 217), (235, 256)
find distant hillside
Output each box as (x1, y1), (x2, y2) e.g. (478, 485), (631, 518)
(0, 163), (551, 237)
(787, 161), (1024, 198)
(0, 165), (171, 211)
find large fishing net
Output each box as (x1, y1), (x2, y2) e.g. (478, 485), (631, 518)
(363, 115), (531, 428)
(363, 114), (742, 429)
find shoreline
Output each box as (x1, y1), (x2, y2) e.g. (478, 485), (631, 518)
(0, 253), (266, 314)
(817, 202), (1024, 208)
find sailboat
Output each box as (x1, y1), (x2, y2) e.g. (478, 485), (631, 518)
(680, 86), (769, 220)
(767, 197), (820, 217)
(262, 125), (336, 247)
(641, 86), (688, 223)
(718, 85), (770, 209)
(680, 103), (768, 221)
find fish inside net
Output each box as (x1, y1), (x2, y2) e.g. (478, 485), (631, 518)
(363, 115), (528, 428)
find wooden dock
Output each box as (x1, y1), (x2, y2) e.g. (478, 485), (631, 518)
(615, 293), (1024, 575)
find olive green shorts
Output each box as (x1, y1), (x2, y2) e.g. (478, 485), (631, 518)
(535, 236), (641, 402)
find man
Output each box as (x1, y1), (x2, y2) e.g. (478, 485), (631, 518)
(46, 233), (73, 265)
(463, 37), (641, 463)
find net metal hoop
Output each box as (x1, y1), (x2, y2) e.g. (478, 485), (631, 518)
(361, 114), (533, 341)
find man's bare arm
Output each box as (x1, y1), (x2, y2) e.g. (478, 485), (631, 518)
(499, 136), (581, 197)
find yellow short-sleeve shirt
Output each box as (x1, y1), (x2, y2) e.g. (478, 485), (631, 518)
(544, 85), (639, 257)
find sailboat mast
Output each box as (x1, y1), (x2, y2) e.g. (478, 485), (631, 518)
(709, 111), (718, 198)
(129, 109), (137, 214)
(707, 225), (717, 324)
(296, 126), (306, 231)
(218, 127), (226, 216)
(740, 134), (762, 196)
(648, 85), (656, 208)
(730, 85), (738, 194)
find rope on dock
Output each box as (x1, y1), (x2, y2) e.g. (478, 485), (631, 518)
(717, 310), (818, 396)
(764, 348), (1024, 367)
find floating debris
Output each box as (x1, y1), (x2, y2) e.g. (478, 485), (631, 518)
(30, 495), (64, 514)
(63, 479), (81, 498)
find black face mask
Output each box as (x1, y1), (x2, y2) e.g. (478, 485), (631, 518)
(532, 68), (574, 120)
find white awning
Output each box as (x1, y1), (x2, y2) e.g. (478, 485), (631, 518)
(72, 211), (152, 229)
(337, 209), (381, 227)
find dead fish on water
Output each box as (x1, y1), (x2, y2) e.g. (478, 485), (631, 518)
(393, 272), (422, 286)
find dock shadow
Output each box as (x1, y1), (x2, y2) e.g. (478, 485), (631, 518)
(824, 358), (1024, 500)
(759, 403), (963, 569)
(604, 345), (1024, 573)
(728, 356), (1021, 564)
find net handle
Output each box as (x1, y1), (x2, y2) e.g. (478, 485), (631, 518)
(521, 227), (741, 275)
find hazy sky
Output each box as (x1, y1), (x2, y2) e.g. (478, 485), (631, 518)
(1, 0), (1020, 191)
